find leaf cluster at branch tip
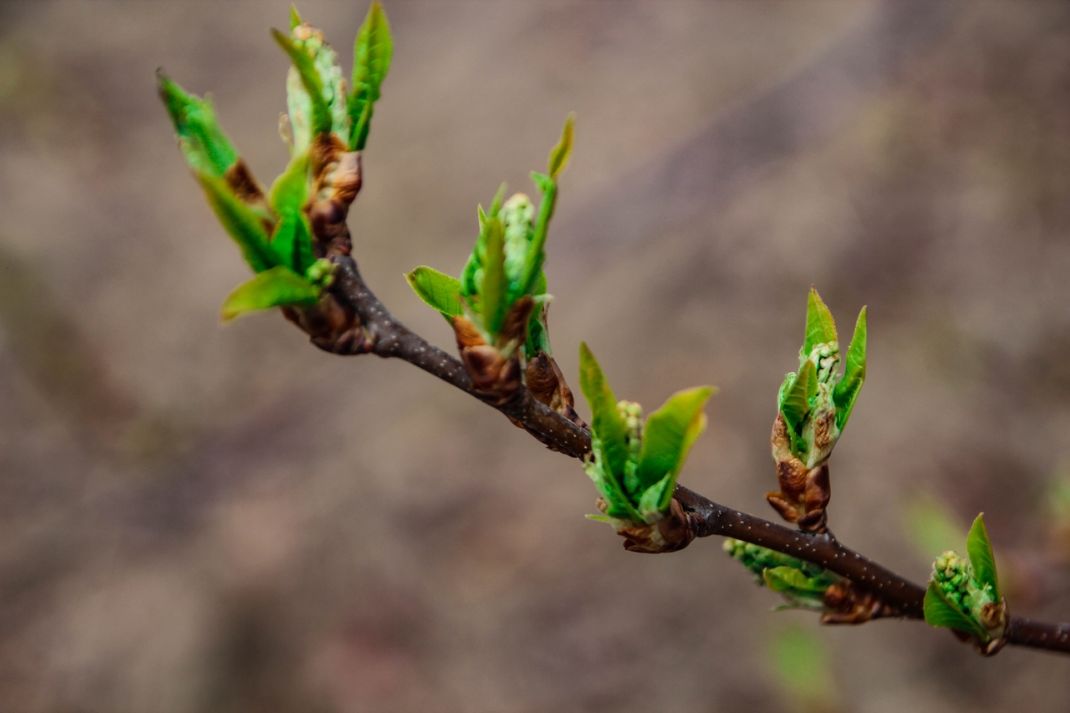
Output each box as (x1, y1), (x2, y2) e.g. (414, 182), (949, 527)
(579, 343), (714, 524)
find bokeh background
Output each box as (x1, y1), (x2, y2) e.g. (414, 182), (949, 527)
(2, 1), (1070, 711)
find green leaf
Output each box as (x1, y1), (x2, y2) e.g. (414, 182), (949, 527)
(803, 288), (838, 357)
(220, 266), (321, 321)
(518, 171), (557, 297)
(273, 29), (332, 137)
(157, 71), (238, 178)
(269, 152), (310, 215)
(779, 359), (815, 440)
(967, 513), (1000, 601)
(481, 215), (507, 336)
(271, 211), (315, 274)
(197, 174), (279, 273)
(348, 0), (394, 150)
(268, 152), (315, 272)
(578, 343), (629, 481)
(289, 4), (303, 30)
(923, 582), (987, 639)
(636, 473), (674, 522)
(763, 566), (829, 595)
(405, 266), (463, 318)
(833, 306), (867, 431)
(635, 386), (714, 498)
(547, 113), (575, 179)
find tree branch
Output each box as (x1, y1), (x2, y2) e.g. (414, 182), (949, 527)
(316, 254), (1070, 656)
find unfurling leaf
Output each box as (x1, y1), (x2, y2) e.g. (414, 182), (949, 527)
(967, 513), (1000, 601)
(197, 174), (279, 273)
(220, 266), (321, 321)
(779, 359), (815, 440)
(635, 386), (714, 505)
(349, 0), (394, 150)
(157, 71), (238, 178)
(268, 152), (316, 272)
(547, 113), (575, 179)
(273, 29), (332, 136)
(833, 306), (867, 430)
(763, 566), (829, 596)
(803, 287), (838, 357)
(923, 582), (987, 639)
(578, 343), (628, 480)
(405, 266), (463, 318)
(481, 215), (508, 336)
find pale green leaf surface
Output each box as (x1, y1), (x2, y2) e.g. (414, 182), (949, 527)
(803, 287), (838, 356)
(635, 386), (714, 493)
(779, 359), (815, 439)
(157, 72), (238, 178)
(923, 582), (987, 639)
(833, 306), (867, 430)
(198, 174), (279, 273)
(578, 343), (629, 480)
(405, 266), (463, 318)
(349, 0), (393, 150)
(481, 216), (507, 336)
(547, 113), (575, 179)
(967, 513), (1000, 600)
(220, 266), (321, 321)
(273, 29), (332, 136)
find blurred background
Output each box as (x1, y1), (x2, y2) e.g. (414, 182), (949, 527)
(2, 0), (1070, 711)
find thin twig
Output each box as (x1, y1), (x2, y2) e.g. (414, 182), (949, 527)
(318, 254), (1070, 656)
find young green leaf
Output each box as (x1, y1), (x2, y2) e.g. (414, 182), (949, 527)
(637, 473), (674, 522)
(578, 343), (629, 480)
(273, 29), (332, 136)
(481, 215), (507, 336)
(157, 71), (238, 178)
(803, 288), (838, 357)
(923, 582), (987, 639)
(198, 174), (279, 273)
(405, 266), (463, 318)
(547, 113), (575, 180)
(289, 4), (303, 30)
(635, 386), (714, 495)
(518, 171), (557, 297)
(967, 513), (1000, 601)
(348, 0), (393, 150)
(220, 266), (321, 321)
(269, 152), (310, 215)
(763, 566), (829, 595)
(833, 306), (867, 431)
(779, 359), (815, 440)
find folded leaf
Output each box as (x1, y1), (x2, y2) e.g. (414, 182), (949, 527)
(220, 266), (321, 321)
(763, 566), (829, 595)
(348, 0), (393, 150)
(637, 473), (674, 522)
(923, 582), (987, 639)
(405, 266), (463, 318)
(157, 71), (238, 178)
(578, 343), (629, 480)
(833, 306), (867, 431)
(273, 29), (333, 137)
(198, 174), (279, 273)
(779, 359), (815, 441)
(803, 288), (838, 357)
(481, 216), (507, 336)
(547, 113), (575, 179)
(518, 171), (557, 297)
(635, 386), (714, 496)
(967, 513), (1000, 601)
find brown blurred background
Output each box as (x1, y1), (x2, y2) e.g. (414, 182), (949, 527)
(2, 1), (1070, 711)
